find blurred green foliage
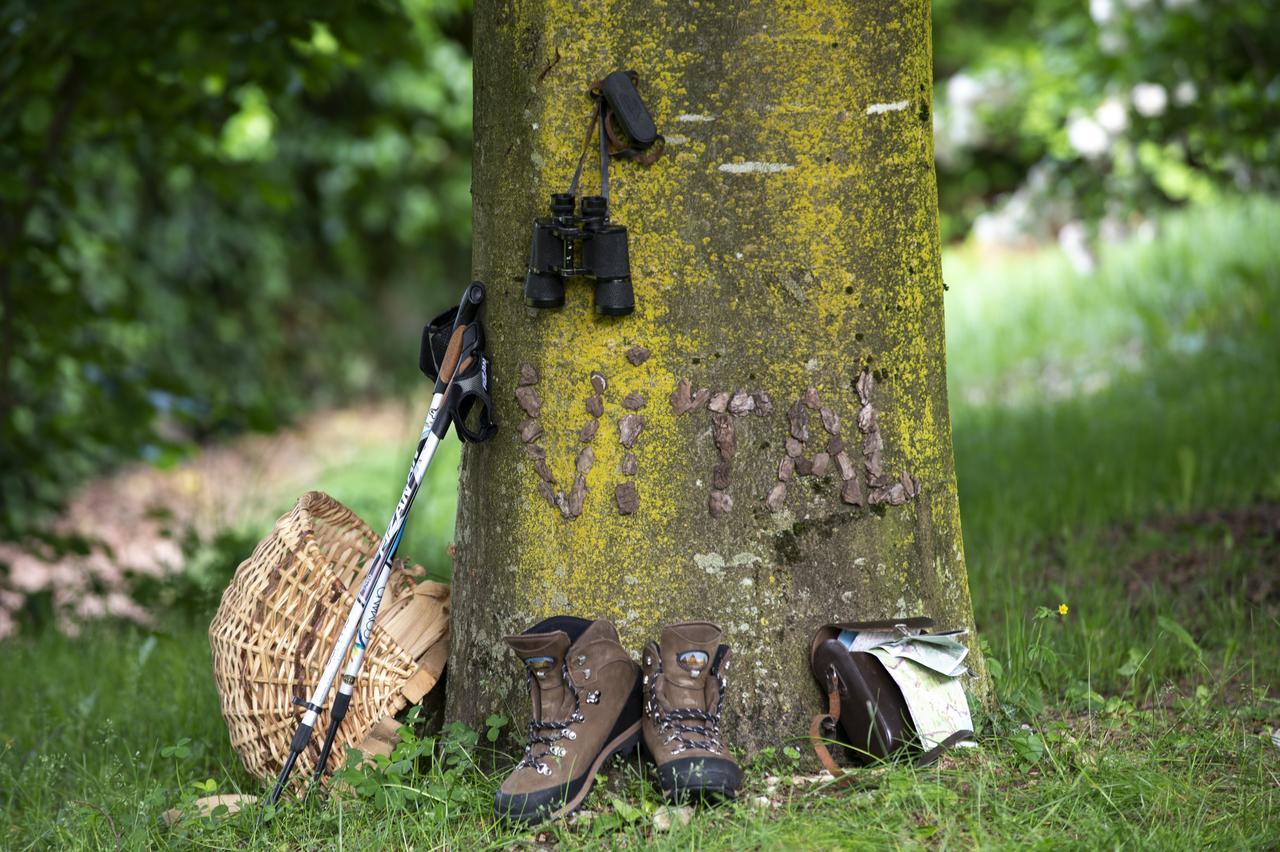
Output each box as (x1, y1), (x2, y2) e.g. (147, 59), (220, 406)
(932, 0), (1280, 240)
(0, 0), (473, 539)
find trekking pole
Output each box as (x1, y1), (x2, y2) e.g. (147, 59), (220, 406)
(265, 281), (492, 807)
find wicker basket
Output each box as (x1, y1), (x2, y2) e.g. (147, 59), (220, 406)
(209, 491), (449, 784)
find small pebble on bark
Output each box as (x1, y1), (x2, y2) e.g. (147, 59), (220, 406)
(586, 395), (604, 419)
(778, 456), (795, 482)
(669, 379), (693, 414)
(785, 437), (804, 458)
(518, 363), (539, 387)
(579, 419), (599, 443)
(708, 490), (733, 518)
(567, 473), (587, 516)
(575, 446), (594, 475)
(766, 482), (787, 512)
(826, 434), (845, 456)
(524, 443), (546, 460)
(857, 369), (875, 406)
(537, 481), (556, 507)
(535, 459), (555, 483)
(802, 386), (821, 409)
(708, 391), (730, 413)
(590, 371), (607, 395)
(841, 477), (864, 506)
(753, 391), (773, 416)
(621, 453), (638, 476)
(625, 346), (651, 366)
(795, 457), (814, 477)
(622, 391), (647, 410)
(788, 402), (810, 441)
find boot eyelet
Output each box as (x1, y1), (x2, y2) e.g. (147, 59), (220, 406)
(565, 730), (577, 740)
(586, 691), (600, 704)
(575, 654), (587, 665)
(536, 763), (552, 776)
(582, 668), (592, 680)
(551, 746), (566, 757)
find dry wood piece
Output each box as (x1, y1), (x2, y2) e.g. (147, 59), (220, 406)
(901, 471), (921, 499)
(820, 407), (840, 435)
(841, 477), (864, 506)
(538, 481), (557, 507)
(785, 437), (804, 458)
(708, 391), (730, 413)
(811, 452), (831, 477)
(622, 392), (648, 410)
(669, 378), (693, 414)
(801, 386), (821, 409)
(752, 391), (773, 416)
(835, 451), (856, 481)
(586, 395), (604, 418)
(590, 371), (608, 395)
(615, 482), (640, 514)
(621, 453), (638, 476)
(579, 419), (599, 443)
(713, 461), (732, 490)
(778, 456), (795, 482)
(575, 446), (595, 475)
(708, 490), (733, 518)
(856, 404), (877, 434)
(788, 401), (810, 442)
(625, 346), (651, 366)
(619, 413), (645, 448)
(524, 443), (547, 460)
(857, 369), (875, 406)
(518, 419), (543, 443)
(518, 363), (539, 387)
(728, 391), (755, 416)
(870, 481), (909, 506)
(711, 413), (736, 461)
(766, 482), (787, 512)
(534, 459), (555, 483)
(515, 386), (542, 418)
(566, 474), (587, 517)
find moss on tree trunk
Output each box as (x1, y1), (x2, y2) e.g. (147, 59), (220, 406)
(448, 0), (986, 753)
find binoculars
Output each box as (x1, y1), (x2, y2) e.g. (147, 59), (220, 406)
(524, 192), (633, 316)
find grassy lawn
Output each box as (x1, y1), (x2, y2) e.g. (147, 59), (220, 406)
(2, 197), (1278, 848)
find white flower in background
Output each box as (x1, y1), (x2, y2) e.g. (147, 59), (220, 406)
(1132, 82), (1169, 117)
(1068, 115), (1110, 158)
(1122, 0), (1151, 9)
(1058, 221), (1096, 274)
(1090, 0), (1116, 25)
(1096, 97), (1129, 134)
(1165, 0), (1197, 10)
(1099, 29), (1127, 54)
(1174, 80), (1198, 105)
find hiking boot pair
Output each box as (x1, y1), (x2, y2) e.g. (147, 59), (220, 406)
(494, 616), (740, 824)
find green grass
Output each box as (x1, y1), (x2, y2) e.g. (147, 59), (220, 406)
(3, 196), (1279, 848)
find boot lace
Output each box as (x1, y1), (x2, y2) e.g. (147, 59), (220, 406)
(518, 663), (586, 776)
(645, 654), (725, 756)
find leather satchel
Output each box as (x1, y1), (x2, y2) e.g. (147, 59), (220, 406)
(808, 618), (973, 777)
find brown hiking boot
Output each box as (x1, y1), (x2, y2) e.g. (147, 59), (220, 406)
(494, 616), (642, 824)
(641, 621), (742, 801)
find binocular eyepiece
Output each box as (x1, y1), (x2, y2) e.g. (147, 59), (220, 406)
(524, 193), (634, 316)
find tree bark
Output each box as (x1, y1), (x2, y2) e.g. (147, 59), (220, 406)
(449, 0), (985, 753)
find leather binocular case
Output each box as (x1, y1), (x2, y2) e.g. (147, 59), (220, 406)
(808, 618), (974, 776)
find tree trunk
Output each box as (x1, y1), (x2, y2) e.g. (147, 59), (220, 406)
(449, 0), (985, 753)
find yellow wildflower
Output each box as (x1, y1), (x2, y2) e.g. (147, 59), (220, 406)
(1058, 603), (1069, 616)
